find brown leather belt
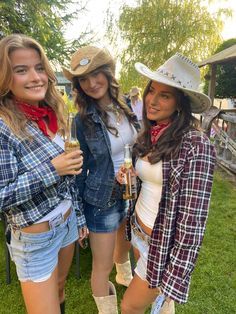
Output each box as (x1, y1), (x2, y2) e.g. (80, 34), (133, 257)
(21, 208), (71, 233)
(130, 215), (151, 245)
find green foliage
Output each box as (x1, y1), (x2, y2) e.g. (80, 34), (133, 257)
(204, 38), (236, 98)
(0, 169), (235, 313)
(106, 0), (231, 91)
(0, 0), (92, 65)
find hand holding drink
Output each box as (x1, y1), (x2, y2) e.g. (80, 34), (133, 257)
(65, 113), (80, 153)
(51, 113), (83, 175)
(122, 144), (137, 200)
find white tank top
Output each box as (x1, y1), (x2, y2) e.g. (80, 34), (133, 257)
(107, 112), (137, 174)
(135, 158), (163, 229)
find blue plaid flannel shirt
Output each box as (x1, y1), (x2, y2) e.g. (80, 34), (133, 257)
(0, 119), (86, 230)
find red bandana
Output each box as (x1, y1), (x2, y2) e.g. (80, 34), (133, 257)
(150, 122), (171, 145)
(16, 100), (58, 137)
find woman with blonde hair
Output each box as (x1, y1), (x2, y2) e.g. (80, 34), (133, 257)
(0, 34), (86, 314)
(63, 46), (140, 313)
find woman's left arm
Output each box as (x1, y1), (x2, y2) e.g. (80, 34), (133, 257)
(161, 136), (216, 303)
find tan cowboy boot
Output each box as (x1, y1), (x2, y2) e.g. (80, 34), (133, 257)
(92, 281), (118, 314)
(115, 260), (133, 287)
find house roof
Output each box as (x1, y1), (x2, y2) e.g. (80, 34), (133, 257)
(198, 44), (236, 67)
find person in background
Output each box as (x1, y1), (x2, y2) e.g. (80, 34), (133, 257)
(63, 46), (140, 314)
(0, 34), (86, 314)
(117, 53), (216, 314)
(129, 86), (143, 127)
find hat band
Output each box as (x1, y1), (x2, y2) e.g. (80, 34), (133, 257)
(157, 68), (189, 89)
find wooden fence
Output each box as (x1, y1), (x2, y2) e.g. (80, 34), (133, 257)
(202, 108), (236, 175)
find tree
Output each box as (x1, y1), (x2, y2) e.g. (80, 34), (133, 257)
(0, 0), (92, 65)
(105, 0), (231, 91)
(204, 38), (236, 98)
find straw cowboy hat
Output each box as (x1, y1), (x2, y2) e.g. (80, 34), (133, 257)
(135, 53), (211, 113)
(63, 46), (115, 81)
(129, 86), (141, 97)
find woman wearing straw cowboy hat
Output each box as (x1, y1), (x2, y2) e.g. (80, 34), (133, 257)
(116, 53), (216, 313)
(63, 46), (140, 313)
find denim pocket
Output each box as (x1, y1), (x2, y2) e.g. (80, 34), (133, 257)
(12, 228), (55, 253)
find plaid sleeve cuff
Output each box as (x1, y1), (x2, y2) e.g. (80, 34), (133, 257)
(77, 212), (86, 229)
(36, 162), (60, 187)
(161, 269), (189, 304)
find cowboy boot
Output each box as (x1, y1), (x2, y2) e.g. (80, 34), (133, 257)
(92, 281), (118, 314)
(115, 260), (133, 287)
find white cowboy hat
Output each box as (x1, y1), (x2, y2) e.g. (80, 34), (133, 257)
(135, 53), (211, 113)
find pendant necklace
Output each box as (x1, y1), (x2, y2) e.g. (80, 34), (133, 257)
(107, 103), (123, 125)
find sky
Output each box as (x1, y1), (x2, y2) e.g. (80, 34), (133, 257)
(65, 0), (236, 44)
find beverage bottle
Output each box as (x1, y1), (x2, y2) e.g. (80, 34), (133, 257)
(65, 113), (80, 153)
(123, 144), (137, 200)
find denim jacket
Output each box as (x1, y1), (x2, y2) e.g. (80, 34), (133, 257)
(75, 105), (139, 208)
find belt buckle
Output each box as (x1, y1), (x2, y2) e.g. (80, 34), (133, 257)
(49, 213), (64, 229)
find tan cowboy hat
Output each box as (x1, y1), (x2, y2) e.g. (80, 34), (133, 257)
(135, 53), (211, 113)
(129, 86), (141, 97)
(63, 46), (115, 81)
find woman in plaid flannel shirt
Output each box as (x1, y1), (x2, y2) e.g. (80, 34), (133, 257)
(0, 34), (86, 314)
(118, 54), (216, 314)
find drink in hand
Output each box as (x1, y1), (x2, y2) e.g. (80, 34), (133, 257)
(123, 144), (137, 200)
(65, 140), (80, 153)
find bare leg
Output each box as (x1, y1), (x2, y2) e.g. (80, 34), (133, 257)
(21, 241), (75, 314)
(21, 267), (60, 314)
(89, 231), (116, 296)
(58, 242), (75, 302)
(121, 273), (159, 314)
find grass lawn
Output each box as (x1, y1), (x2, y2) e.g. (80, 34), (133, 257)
(0, 169), (235, 314)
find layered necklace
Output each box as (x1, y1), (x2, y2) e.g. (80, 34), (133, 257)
(106, 103), (123, 125)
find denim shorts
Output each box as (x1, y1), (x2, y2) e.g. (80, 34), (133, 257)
(84, 199), (127, 233)
(131, 216), (150, 282)
(7, 209), (78, 282)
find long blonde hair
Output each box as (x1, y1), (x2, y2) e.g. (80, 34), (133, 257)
(0, 34), (66, 138)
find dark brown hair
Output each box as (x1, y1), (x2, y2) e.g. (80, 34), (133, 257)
(72, 65), (137, 135)
(133, 81), (200, 164)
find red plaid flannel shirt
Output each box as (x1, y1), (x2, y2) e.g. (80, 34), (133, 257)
(126, 130), (216, 303)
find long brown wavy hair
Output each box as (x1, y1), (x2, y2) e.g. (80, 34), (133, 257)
(72, 65), (137, 135)
(0, 34), (66, 138)
(133, 81), (200, 164)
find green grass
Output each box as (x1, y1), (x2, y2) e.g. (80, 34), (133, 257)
(0, 169), (235, 314)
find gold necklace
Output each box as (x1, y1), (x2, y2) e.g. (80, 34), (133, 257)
(107, 103), (123, 125)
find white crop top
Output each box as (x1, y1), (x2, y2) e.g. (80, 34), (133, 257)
(35, 134), (72, 224)
(107, 112), (137, 174)
(135, 158), (163, 229)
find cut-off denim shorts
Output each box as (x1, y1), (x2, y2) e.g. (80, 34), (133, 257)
(84, 199), (127, 233)
(131, 215), (150, 282)
(7, 209), (78, 282)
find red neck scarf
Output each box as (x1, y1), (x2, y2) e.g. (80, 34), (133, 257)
(16, 100), (58, 137)
(150, 122), (171, 145)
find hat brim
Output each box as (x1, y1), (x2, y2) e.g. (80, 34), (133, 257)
(135, 62), (211, 113)
(62, 60), (116, 82)
(62, 68), (74, 82)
